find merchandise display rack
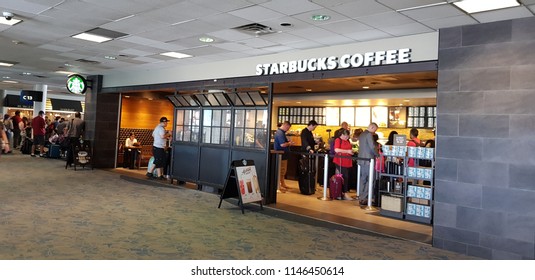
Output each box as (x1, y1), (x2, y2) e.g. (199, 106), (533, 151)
(378, 145), (435, 224)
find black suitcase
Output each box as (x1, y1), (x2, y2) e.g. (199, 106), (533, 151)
(20, 138), (33, 154)
(298, 155), (316, 195)
(47, 144), (61, 158)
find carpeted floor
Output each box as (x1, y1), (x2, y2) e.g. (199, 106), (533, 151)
(0, 152), (474, 260)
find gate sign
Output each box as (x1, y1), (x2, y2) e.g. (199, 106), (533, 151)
(66, 74), (87, 94)
(20, 90), (43, 105)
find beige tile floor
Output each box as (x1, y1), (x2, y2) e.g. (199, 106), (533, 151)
(115, 167), (432, 244)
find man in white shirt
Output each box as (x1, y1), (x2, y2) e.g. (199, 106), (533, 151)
(147, 117), (171, 179)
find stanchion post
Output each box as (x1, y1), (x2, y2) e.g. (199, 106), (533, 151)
(318, 153), (331, 200)
(364, 158), (375, 210)
(356, 163), (360, 198)
(276, 153), (282, 192)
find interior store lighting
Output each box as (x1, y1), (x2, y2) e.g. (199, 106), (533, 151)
(0, 61), (17, 67)
(453, 0), (520, 13)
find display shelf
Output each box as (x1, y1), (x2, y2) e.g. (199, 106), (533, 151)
(377, 144), (434, 224)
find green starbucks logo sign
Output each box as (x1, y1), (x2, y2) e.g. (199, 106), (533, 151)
(66, 74), (87, 94)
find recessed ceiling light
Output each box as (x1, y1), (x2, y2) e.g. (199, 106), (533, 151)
(0, 61), (17, 67)
(305, 89), (312, 92)
(71, 28), (128, 43)
(311, 15), (330, 21)
(2, 76), (10, 79)
(64, 63), (73, 67)
(0, 17), (22, 26)
(362, 86), (370, 89)
(160, 52), (193, 59)
(453, 0), (520, 14)
(104, 55), (117, 60)
(404, 99), (411, 102)
(199, 37), (214, 43)
(72, 32), (112, 43)
(22, 72), (32, 75)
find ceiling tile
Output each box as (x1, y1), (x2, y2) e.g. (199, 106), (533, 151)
(194, 0), (254, 12)
(328, 0), (392, 18)
(288, 26), (342, 39)
(422, 15), (478, 30)
(471, 6), (534, 23)
(519, 0), (535, 4)
(285, 40), (325, 49)
(260, 0), (323, 16)
(198, 13), (252, 29)
(119, 36), (184, 51)
(238, 37), (278, 48)
(261, 45), (295, 53)
(213, 42), (253, 51)
(257, 32), (306, 44)
(311, 34), (355, 45)
(355, 11), (414, 28)
(400, 5), (464, 21)
(344, 29), (392, 41)
(309, 0), (357, 7)
(37, 44), (75, 52)
(229, 5), (287, 22)
(181, 45), (229, 56)
(379, 22), (435, 37)
(143, 1), (221, 25)
(208, 29), (254, 41)
(318, 19), (373, 34)
(100, 14), (169, 35)
(376, 0), (447, 11)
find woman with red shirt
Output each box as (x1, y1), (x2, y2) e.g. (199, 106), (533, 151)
(334, 129), (354, 200)
(407, 128), (422, 167)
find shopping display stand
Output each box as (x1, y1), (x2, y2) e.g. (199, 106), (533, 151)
(218, 159), (263, 214)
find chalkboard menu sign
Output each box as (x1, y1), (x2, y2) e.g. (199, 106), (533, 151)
(218, 159), (263, 214)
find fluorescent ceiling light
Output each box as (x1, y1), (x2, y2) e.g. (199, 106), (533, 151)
(72, 32), (112, 43)
(199, 37), (214, 43)
(453, 0), (520, 14)
(55, 71), (77, 75)
(0, 61), (17, 67)
(0, 17), (22, 26)
(2, 80), (18, 83)
(396, 2), (448, 12)
(160, 52), (193, 59)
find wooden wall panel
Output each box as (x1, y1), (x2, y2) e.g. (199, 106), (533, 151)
(120, 98), (174, 129)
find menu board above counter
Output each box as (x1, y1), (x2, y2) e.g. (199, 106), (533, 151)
(407, 106), (436, 128)
(277, 107), (325, 125)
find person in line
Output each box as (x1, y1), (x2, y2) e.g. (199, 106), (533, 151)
(0, 119), (10, 156)
(30, 111), (47, 157)
(385, 131), (398, 146)
(147, 117), (171, 179)
(65, 112), (86, 167)
(300, 120), (318, 154)
(333, 129), (354, 200)
(407, 128), (422, 167)
(358, 122), (379, 206)
(333, 121), (349, 139)
(124, 132), (140, 169)
(274, 121), (292, 193)
(11, 111), (22, 149)
(3, 114), (14, 152)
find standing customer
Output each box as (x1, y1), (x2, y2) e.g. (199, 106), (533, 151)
(300, 120), (318, 154)
(147, 117), (171, 180)
(274, 121), (292, 192)
(357, 122), (379, 205)
(31, 111), (47, 157)
(407, 128), (422, 167)
(3, 114), (13, 152)
(65, 112), (85, 167)
(11, 111), (22, 148)
(0, 120), (10, 155)
(333, 129), (354, 200)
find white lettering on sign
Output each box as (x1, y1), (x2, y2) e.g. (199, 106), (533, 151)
(22, 95), (33, 101)
(255, 48), (412, 75)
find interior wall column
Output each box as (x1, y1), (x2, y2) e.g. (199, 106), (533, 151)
(33, 84), (47, 116)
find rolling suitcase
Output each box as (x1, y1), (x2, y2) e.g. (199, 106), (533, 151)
(298, 155), (316, 195)
(329, 173), (343, 199)
(47, 144), (61, 158)
(20, 138), (33, 154)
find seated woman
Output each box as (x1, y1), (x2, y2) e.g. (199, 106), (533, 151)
(124, 132), (140, 169)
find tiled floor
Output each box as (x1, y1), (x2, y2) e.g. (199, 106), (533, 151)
(114, 167), (432, 244)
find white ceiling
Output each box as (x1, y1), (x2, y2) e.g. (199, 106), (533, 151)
(0, 0), (534, 96)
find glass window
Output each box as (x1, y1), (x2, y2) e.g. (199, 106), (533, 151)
(233, 109), (267, 149)
(214, 93), (230, 106)
(202, 109), (230, 145)
(175, 109), (200, 142)
(237, 92), (254, 106)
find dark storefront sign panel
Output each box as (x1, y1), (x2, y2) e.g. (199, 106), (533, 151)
(50, 99), (83, 112)
(20, 90), (43, 102)
(3, 95), (32, 108)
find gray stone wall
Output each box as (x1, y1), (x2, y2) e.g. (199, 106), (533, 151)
(435, 17), (535, 259)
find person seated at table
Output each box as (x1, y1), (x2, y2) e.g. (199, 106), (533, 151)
(124, 132), (140, 169)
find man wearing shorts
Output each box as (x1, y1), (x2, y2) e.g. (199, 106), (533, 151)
(147, 116), (171, 179)
(31, 111), (47, 157)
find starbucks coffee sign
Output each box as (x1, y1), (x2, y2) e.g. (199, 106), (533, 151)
(66, 74), (88, 94)
(255, 48), (412, 75)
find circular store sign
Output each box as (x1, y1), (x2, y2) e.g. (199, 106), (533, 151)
(66, 74), (87, 94)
